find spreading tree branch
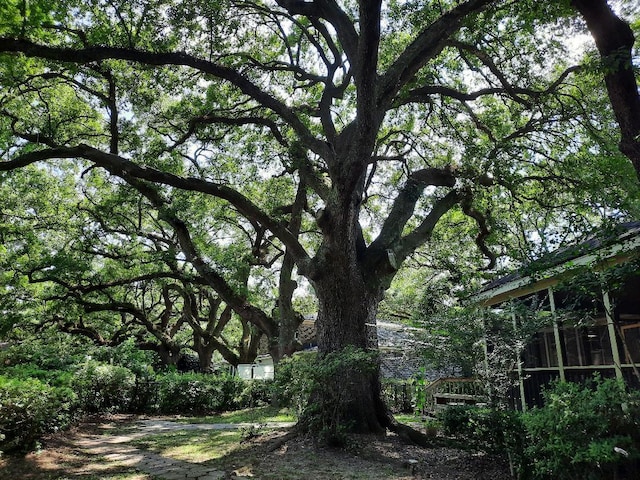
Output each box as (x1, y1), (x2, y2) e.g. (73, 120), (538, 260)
(112, 173), (279, 339)
(378, 0), (496, 109)
(0, 37), (331, 158)
(571, 0), (640, 179)
(368, 167), (457, 255)
(275, 0), (358, 66)
(460, 191), (496, 270)
(0, 144), (311, 269)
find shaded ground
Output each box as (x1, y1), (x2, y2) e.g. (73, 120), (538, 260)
(0, 415), (510, 480)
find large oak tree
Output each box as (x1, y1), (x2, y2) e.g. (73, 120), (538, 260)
(1, 0), (638, 436)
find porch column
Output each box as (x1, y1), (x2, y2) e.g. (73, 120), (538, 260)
(511, 305), (527, 411)
(548, 287), (566, 381)
(602, 289), (624, 380)
(480, 311), (493, 403)
(480, 311), (490, 375)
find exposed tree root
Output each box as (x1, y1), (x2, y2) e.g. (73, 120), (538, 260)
(383, 410), (442, 448)
(264, 427), (302, 453)
(387, 420), (439, 447)
(258, 416), (442, 455)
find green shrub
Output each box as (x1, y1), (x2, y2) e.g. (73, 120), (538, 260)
(0, 335), (91, 371)
(72, 360), (136, 412)
(0, 375), (77, 452)
(237, 379), (275, 408)
(273, 347), (379, 446)
(128, 373), (160, 413)
(522, 377), (640, 480)
(438, 378), (640, 479)
(1, 362), (74, 388)
(439, 404), (524, 455)
(272, 351), (317, 414)
(91, 339), (158, 376)
(156, 371), (244, 414)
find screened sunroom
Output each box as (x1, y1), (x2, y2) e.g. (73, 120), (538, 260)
(474, 222), (640, 409)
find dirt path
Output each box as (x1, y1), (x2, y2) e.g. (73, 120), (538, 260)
(70, 421), (235, 480)
(0, 416), (510, 480)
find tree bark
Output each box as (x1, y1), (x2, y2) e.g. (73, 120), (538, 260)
(139, 342), (181, 368)
(311, 274), (389, 434)
(192, 335), (216, 372)
(238, 327), (262, 364)
(272, 177), (307, 362)
(305, 190), (392, 435)
(572, 0), (640, 179)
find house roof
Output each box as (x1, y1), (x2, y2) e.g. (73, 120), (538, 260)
(472, 221), (640, 307)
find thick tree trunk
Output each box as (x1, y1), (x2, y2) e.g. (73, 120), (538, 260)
(312, 274), (390, 435)
(305, 198), (392, 436)
(193, 339), (215, 372)
(309, 267), (452, 445)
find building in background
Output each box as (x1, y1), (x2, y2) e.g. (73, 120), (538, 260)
(474, 222), (640, 409)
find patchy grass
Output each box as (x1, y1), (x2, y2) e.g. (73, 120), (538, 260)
(128, 430), (244, 463)
(394, 414), (441, 439)
(175, 405), (296, 424)
(393, 413), (423, 424)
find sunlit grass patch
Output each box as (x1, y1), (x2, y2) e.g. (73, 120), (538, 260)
(177, 406), (296, 425)
(393, 413), (423, 424)
(130, 430), (243, 463)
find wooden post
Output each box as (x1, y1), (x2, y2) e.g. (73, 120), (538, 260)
(511, 305), (527, 411)
(481, 311), (490, 378)
(548, 287), (566, 381)
(602, 289), (624, 380)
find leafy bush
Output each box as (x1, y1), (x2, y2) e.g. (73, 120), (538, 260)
(272, 351), (318, 414)
(238, 379), (275, 408)
(72, 360), (136, 412)
(91, 338), (158, 376)
(1, 362), (75, 388)
(128, 373), (161, 412)
(0, 334), (92, 371)
(439, 404), (524, 455)
(273, 347), (379, 446)
(521, 377), (640, 480)
(440, 378), (640, 480)
(145, 372), (274, 414)
(156, 371), (244, 414)
(0, 375), (77, 452)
